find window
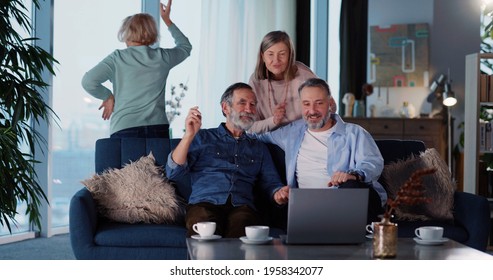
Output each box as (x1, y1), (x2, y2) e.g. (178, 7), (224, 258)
(159, 0), (200, 137)
(50, 0), (199, 231)
(51, 0), (141, 229)
(328, 0), (341, 104)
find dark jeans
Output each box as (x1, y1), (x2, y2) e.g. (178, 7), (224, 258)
(185, 196), (261, 238)
(338, 180), (384, 224)
(110, 124), (170, 138)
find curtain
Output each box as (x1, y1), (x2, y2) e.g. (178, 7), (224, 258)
(197, 0), (296, 128)
(296, 0), (311, 66)
(339, 0), (368, 116)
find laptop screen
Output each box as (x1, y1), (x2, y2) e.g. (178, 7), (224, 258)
(286, 188), (369, 244)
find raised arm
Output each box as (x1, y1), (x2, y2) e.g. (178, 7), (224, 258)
(160, 0), (173, 27)
(170, 106), (202, 165)
(160, 0), (192, 68)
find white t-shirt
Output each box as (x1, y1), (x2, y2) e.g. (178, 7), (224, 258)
(296, 129), (332, 188)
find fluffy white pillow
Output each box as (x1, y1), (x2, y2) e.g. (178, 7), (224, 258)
(82, 152), (183, 224)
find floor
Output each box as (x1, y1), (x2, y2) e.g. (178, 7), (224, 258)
(0, 234), (75, 260)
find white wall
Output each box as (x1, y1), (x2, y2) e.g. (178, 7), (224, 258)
(368, 0), (482, 148)
(431, 0), (482, 145)
(367, 0), (434, 117)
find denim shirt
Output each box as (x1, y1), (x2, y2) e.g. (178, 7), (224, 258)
(254, 114), (387, 204)
(166, 123), (283, 209)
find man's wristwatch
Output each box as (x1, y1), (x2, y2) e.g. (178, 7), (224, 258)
(347, 170), (365, 182)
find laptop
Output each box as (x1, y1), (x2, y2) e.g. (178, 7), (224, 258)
(281, 188), (369, 244)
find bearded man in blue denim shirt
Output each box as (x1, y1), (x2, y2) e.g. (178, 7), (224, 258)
(166, 83), (290, 238)
(254, 78), (386, 223)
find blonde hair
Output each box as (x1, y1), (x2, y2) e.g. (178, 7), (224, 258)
(117, 13), (158, 45)
(253, 31), (297, 81)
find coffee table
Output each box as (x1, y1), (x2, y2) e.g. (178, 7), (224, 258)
(186, 237), (493, 260)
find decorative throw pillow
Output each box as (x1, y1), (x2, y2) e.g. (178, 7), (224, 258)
(381, 148), (455, 222)
(81, 152), (184, 224)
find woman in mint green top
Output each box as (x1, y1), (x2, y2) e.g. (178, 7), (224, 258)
(81, 0), (191, 138)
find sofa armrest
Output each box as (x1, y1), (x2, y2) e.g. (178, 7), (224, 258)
(69, 188), (99, 258)
(453, 191), (491, 251)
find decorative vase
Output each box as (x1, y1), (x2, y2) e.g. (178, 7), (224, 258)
(353, 100), (365, 117)
(399, 101), (416, 118)
(372, 218), (398, 258)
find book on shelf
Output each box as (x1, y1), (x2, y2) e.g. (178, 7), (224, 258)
(489, 75), (493, 102)
(484, 122), (492, 152)
(480, 121), (486, 151)
(481, 73), (488, 102)
(479, 73), (493, 102)
(479, 119), (493, 152)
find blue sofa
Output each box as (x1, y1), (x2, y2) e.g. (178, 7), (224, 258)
(69, 138), (491, 259)
(69, 137), (285, 260)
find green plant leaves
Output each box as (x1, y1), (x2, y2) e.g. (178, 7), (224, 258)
(0, 0), (57, 233)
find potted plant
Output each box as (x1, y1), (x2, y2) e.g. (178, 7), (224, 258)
(0, 0), (58, 232)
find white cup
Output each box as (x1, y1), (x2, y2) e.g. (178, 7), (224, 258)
(245, 225), (269, 241)
(414, 226), (443, 240)
(193, 222), (216, 237)
(366, 222), (376, 234)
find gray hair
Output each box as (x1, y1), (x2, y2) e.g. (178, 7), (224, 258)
(298, 78), (332, 97)
(220, 82), (253, 116)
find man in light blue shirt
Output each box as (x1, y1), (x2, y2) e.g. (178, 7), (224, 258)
(255, 78), (386, 222)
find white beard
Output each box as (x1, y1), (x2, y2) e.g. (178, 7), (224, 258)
(229, 109), (257, 131)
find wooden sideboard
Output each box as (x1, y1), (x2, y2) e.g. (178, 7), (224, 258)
(343, 117), (447, 160)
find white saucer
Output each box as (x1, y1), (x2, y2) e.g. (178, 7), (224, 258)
(239, 236), (273, 245)
(413, 237), (449, 246)
(191, 234), (221, 241)
(365, 234), (374, 239)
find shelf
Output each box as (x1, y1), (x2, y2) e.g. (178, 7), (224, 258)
(464, 53), (493, 195)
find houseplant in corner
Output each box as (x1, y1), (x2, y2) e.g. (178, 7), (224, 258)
(0, 0), (58, 233)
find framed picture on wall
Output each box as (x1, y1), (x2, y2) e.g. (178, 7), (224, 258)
(369, 23), (429, 87)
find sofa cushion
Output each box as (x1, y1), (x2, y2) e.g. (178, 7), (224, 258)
(381, 148), (455, 222)
(82, 152), (184, 224)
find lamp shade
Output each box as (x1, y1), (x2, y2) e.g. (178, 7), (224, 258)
(426, 74), (445, 103)
(442, 83), (457, 107)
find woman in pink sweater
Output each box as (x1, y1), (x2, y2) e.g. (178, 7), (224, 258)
(248, 31), (336, 133)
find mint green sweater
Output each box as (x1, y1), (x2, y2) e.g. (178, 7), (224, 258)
(81, 24), (192, 134)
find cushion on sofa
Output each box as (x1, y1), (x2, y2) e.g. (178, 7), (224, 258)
(82, 152), (184, 224)
(381, 148), (455, 222)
